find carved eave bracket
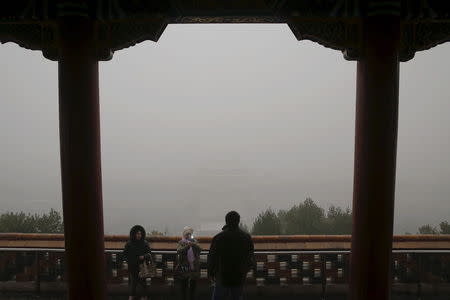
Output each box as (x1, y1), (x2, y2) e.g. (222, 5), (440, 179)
(400, 21), (450, 61)
(288, 18), (362, 61)
(0, 18), (168, 61)
(0, 0), (170, 61)
(0, 23), (59, 60)
(95, 16), (168, 61)
(287, 1), (450, 62)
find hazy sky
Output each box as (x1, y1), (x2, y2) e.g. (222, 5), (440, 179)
(1, 24), (449, 235)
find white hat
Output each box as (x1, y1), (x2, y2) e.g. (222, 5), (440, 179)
(182, 226), (194, 237)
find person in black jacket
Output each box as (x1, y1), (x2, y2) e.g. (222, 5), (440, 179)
(207, 211), (255, 300)
(122, 225), (152, 300)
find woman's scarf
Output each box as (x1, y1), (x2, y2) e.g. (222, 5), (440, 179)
(181, 238), (196, 269)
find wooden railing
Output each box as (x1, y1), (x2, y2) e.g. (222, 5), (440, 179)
(2, 233), (449, 250)
(0, 234), (449, 298)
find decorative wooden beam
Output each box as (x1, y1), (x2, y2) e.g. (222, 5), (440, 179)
(1, 1), (449, 61)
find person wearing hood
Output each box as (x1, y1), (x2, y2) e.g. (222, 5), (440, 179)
(207, 211), (255, 300)
(122, 225), (152, 300)
(176, 226), (201, 300)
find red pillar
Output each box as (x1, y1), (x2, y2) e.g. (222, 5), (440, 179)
(350, 16), (400, 300)
(58, 18), (107, 300)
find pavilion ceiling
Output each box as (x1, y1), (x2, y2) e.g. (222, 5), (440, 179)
(0, 0), (449, 61)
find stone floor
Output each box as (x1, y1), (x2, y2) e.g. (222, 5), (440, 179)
(1, 282), (450, 300)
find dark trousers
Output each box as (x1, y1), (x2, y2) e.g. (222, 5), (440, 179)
(179, 277), (197, 300)
(129, 273), (147, 297)
(212, 283), (244, 300)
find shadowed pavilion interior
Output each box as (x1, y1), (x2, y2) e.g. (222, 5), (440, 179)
(1, 1), (450, 300)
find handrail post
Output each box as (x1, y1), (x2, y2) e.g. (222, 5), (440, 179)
(35, 251), (41, 296)
(321, 258), (326, 300)
(417, 254), (422, 300)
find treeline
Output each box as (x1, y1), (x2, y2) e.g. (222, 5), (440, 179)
(0, 209), (169, 235)
(417, 222), (450, 234)
(1, 206), (448, 236)
(250, 198), (352, 235)
(0, 209), (64, 233)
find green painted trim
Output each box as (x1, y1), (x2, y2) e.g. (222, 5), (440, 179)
(368, 1), (401, 16)
(369, 1), (401, 8)
(56, 2), (89, 18)
(57, 12), (89, 17)
(57, 3), (89, 9)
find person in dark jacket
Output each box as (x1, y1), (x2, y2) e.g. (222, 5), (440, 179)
(176, 226), (202, 300)
(207, 211), (255, 300)
(122, 225), (152, 300)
